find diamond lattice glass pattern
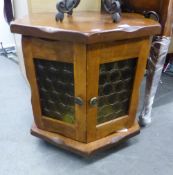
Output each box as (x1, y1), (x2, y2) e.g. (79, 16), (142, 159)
(34, 59), (75, 124)
(97, 58), (137, 124)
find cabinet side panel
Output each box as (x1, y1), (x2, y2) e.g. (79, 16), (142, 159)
(22, 36), (44, 129)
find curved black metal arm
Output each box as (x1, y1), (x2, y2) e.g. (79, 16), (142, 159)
(55, 0), (122, 23)
(56, 0), (80, 22)
(102, 0), (122, 22)
(143, 11), (160, 22)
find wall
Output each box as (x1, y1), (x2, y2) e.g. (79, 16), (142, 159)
(13, 0), (29, 78)
(13, 0), (29, 17)
(0, 0), (15, 47)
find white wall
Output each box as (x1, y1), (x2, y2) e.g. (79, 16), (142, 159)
(13, 0), (29, 78)
(13, 0), (29, 18)
(0, 0), (15, 47)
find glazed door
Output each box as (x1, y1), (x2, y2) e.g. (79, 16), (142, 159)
(22, 37), (87, 142)
(87, 38), (150, 142)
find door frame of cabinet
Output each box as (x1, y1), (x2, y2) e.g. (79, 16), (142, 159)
(86, 37), (150, 142)
(22, 36), (150, 144)
(22, 36), (87, 142)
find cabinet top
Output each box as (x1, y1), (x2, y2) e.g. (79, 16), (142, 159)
(11, 12), (161, 44)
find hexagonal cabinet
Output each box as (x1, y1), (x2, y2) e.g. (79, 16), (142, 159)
(10, 12), (160, 156)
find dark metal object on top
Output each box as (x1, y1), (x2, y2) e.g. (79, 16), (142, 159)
(143, 11), (160, 22)
(55, 0), (122, 22)
(56, 0), (80, 22)
(121, 3), (159, 22)
(102, 0), (122, 22)
(55, 0), (160, 23)
(74, 97), (84, 106)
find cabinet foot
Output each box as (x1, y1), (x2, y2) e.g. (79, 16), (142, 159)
(31, 121), (140, 156)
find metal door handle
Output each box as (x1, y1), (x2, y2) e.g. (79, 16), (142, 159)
(74, 97), (84, 106)
(90, 97), (98, 107)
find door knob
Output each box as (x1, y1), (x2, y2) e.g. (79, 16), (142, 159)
(90, 97), (98, 107)
(74, 97), (84, 106)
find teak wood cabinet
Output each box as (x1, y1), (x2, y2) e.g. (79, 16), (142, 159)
(11, 12), (161, 156)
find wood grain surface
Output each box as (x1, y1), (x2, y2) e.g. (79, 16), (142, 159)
(11, 12), (161, 43)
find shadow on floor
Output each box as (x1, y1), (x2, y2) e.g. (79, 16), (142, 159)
(38, 137), (139, 163)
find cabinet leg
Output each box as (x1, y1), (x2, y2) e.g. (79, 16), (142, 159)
(139, 36), (171, 126)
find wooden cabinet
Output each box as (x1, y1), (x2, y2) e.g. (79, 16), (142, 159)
(11, 12), (160, 155)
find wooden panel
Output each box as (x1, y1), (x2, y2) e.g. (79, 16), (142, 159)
(161, 0), (173, 36)
(22, 36), (44, 129)
(42, 117), (76, 139)
(23, 37), (86, 141)
(87, 38), (150, 141)
(96, 116), (128, 139)
(127, 38), (151, 127)
(31, 121), (140, 156)
(88, 38), (143, 63)
(86, 39), (141, 142)
(86, 46), (100, 142)
(74, 43), (87, 142)
(31, 38), (73, 63)
(11, 12), (161, 44)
